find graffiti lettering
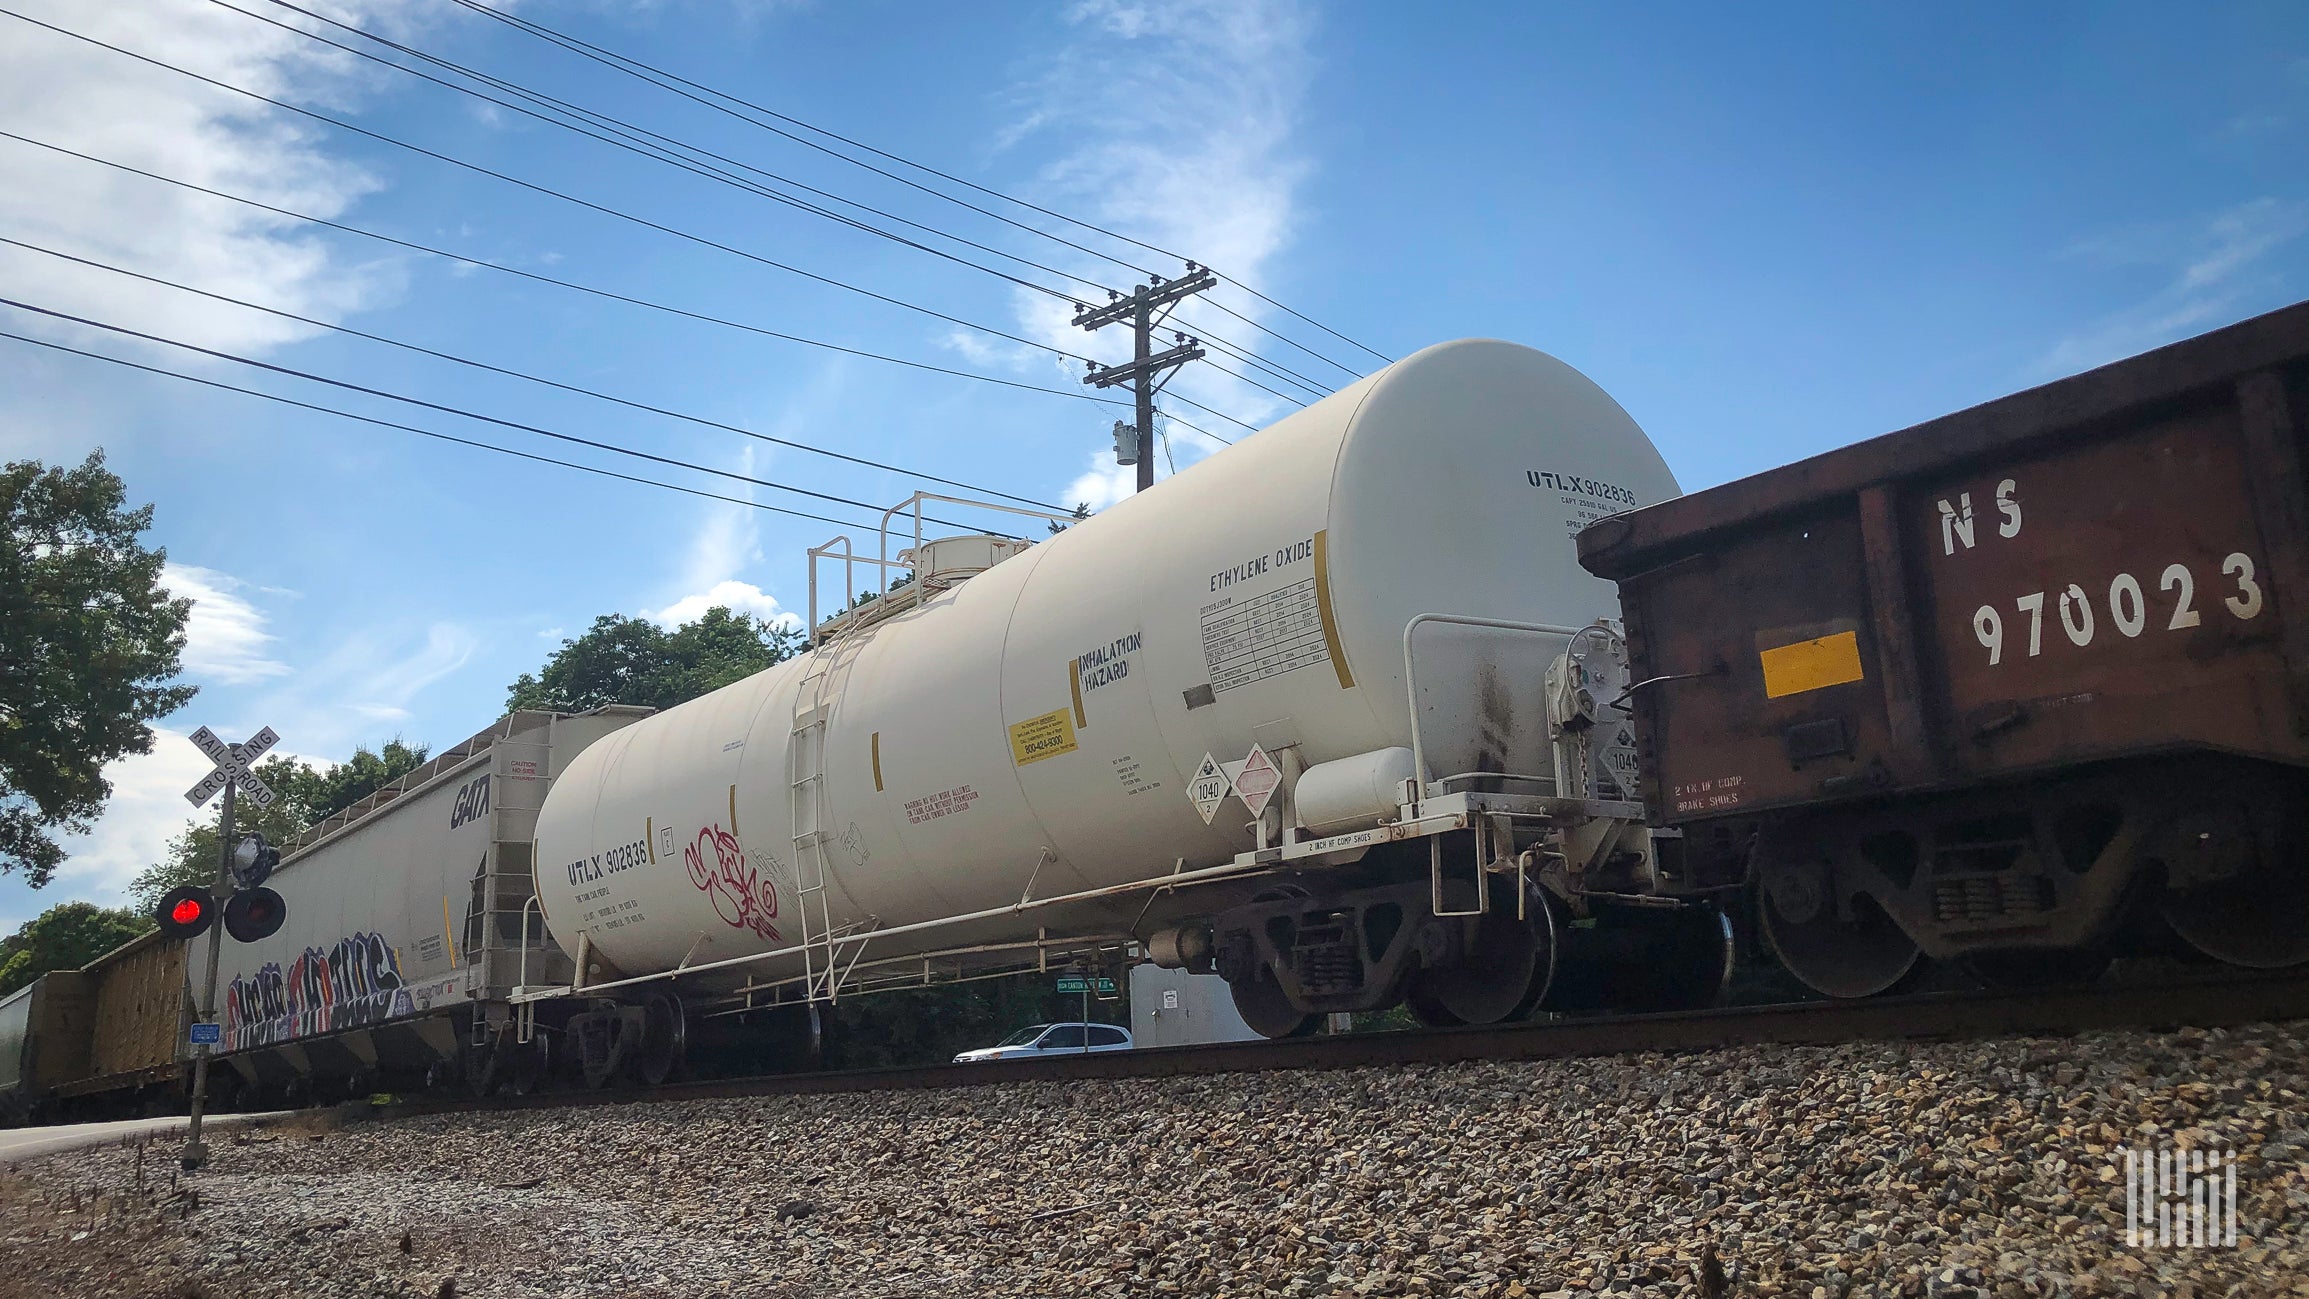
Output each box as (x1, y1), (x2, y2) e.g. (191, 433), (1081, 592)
(684, 824), (781, 942)
(222, 931), (413, 1052)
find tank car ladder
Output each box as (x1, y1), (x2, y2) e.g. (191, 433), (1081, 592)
(788, 624), (864, 1003)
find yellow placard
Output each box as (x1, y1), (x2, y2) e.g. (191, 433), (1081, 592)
(1759, 630), (1865, 700)
(1008, 707), (1080, 765)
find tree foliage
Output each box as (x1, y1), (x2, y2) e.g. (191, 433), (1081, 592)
(505, 606), (802, 714)
(0, 451), (194, 886)
(125, 740), (429, 914)
(0, 901), (153, 997)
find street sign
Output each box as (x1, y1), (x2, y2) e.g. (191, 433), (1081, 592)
(183, 725), (279, 809)
(1055, 976), (1117, 994)
(1234, 744), (1282, 817)
(1188, 752), (1231, 825)
(188, 1022), (221, 1046)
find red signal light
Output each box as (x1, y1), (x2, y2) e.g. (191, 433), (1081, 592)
(155, 885), (218, 940)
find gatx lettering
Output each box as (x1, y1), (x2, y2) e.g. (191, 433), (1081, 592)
(449, 773), (491, 830)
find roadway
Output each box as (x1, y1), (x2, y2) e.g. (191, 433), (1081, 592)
(0, 1113), (285, 1165)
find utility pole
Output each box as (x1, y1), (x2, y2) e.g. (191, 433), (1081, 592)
(1076, 264), (1217, 492)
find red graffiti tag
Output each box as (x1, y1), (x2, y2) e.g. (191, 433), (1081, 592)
(684, 824), (781, 942)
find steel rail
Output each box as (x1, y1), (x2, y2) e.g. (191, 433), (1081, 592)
(382, 970), (2309, 1121)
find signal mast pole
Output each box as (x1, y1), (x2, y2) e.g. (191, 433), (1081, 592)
(180, 774), (235, 1171)
(1076, 265), (1216, 493)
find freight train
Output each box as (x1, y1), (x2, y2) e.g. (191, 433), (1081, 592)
(7, 307), (2305, 1119)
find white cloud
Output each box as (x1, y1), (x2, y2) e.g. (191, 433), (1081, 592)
(38, 732), (217, 906)
(641, 443), (803, 628)
(338, 622), (477, 728)
(646, 579), (797, 629)
(1065, 459), (1139, 514)
(2039, 198), (2309, 376)
(994, 0), (1324, 476)
(165, 562), (291, 685)
(0, 0), (417, 360)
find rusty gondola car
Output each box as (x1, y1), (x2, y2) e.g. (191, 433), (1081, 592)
(1579, 300), (2309, 997)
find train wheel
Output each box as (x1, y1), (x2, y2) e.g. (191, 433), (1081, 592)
(1228, 967), (1317, 1039)
(463, 1042), (503, 1098)
(1962, 949), (2112, 990)
(628, 993), (688, 1087)
(1607, 906), (1734, 1012)
(1407, 892), (1558, 1026)
(2159, 800), (2309, 969)
(503, 1032), (550, 1096)
(1761, 885), (1919, 999)
(1403, 982), (1464, 1029)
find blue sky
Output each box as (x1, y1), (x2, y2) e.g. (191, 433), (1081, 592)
(3, 0), (2305, 929)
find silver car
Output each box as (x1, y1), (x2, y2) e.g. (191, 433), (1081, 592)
(952, 1022), (1134, 1063)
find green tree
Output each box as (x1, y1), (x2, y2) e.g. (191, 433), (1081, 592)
(1, 451), (195, 886)
(506, 606), (802, 713)
(0, 901), (154, 997)
(124, 740), (429, 914)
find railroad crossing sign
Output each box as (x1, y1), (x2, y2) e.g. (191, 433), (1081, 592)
(183, 725), (280, 810)
(1188, 753), (1231, 825)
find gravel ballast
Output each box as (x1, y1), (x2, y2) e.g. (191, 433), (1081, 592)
(3, 1020), (2304, 1298)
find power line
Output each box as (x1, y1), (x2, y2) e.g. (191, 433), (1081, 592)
(0, 295), (999, 531)
(0, 328), (880, 532)
(440, 0), (1388, 377)
(448, 0), (1168, 278)
(0, 235), (1073, 512)
(1177, 325), (1335, 399)
(0, 129), (1243, 444)
(217, 0), (1113, 306)
(0, 8), (1103, 370)
(1218, 277), (1394, 368)
(219, 1), (1299, 427)
(0, 11), (1273, 441)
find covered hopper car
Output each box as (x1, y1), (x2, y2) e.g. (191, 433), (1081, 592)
(1, 707), (645, 1121)
(1579, 299), (2309, 997)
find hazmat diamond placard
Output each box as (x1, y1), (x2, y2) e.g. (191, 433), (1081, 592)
(1189, 753), (1231, 825)
(1235, 745), (1282, 817)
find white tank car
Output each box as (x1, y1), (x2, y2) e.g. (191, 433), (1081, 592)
(532, 339), (1681, 1010)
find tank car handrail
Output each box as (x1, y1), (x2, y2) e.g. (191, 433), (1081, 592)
(511, 854), (1271, 1002)
(1400, 613), (1587, 795)
(515, 894), (544, 992)
(875, 490), (1078, 579)
(805, 535), (911, 648)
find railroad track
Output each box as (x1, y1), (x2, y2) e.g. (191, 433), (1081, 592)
(380, 969), (2309, 1121)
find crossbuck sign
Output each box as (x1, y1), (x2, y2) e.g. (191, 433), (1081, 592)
(183, 725), (280, 811)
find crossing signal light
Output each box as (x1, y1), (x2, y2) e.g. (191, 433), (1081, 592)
(155, 885), (216, 940)
(223, 886), (288, 944)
